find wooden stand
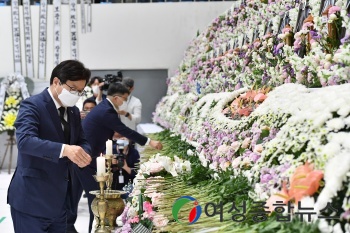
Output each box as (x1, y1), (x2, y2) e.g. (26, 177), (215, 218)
(0, 131), (16, 174)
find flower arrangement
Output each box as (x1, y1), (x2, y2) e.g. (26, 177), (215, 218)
(0, 73), (29, 134)
(116, 154), (191, 233)
(0, 91), (22, 133)
(222, 87), (270, 119)
(145, 0), (350, 232)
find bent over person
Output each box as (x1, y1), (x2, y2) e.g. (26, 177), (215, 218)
(7, 60), (92, 233)
(77, 82), (163, 233)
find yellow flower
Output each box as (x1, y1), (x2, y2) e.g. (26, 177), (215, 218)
(3, 112), (17, 127)
(5, 96), (19, 107)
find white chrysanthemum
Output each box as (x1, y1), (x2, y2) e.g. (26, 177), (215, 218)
(337, 106), (350, 117)
(316, 152), (350, 210)
(326, 118), (345, 131)
(187, 149), (194, 156)
(318, 219), (333, 233)
(321, 142), (342, 158)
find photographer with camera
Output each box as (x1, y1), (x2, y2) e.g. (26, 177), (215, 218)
(86, 76), (106, 105)
(111, 132), (140, 191)
(100, 72), (123, 91)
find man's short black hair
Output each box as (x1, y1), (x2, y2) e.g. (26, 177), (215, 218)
(122, 78), (134, 89)
(83, 99), (97, 109)
(89, 76), (103, 86)
(107, 82), (130, 96)
(50, 60), (91, 85)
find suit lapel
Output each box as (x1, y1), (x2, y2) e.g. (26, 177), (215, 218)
(45, 97), (65, 142)
(67, 107), (76, 145)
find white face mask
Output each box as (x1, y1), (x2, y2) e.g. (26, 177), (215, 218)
(57, 88), (80, 107)
(118, 97), (128, 111)
(92, 85), (100, 95)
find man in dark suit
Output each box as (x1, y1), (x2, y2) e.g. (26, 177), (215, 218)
(78, 82), (163, 232)
(7, 60), (92, 233)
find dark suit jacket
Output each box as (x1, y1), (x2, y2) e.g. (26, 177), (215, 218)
(7, 89), (91, 218)
(82, 98), (147, 169)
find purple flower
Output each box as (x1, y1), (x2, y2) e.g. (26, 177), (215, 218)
(341, 33), (350, 44)
(310, 30), (322, 40)
(249, 152), (261, 163)
(260, 173), (273, 183)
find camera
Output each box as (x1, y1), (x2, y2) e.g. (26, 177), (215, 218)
(101, 71), (123, 91)
(115, 139), (128, 168)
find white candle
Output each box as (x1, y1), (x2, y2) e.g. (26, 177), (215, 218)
(96, 154), (105, 176)
(106, 139), (113, 155)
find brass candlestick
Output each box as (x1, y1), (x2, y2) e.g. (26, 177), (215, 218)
(90, 155), (127, 231)
(91, 174), (110, 233)
(104, 154), (115, 191)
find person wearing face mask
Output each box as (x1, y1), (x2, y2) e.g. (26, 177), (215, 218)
(76, 82), (163, 233)
(86, 76), (106, 105)
(7, 60), (92, 233)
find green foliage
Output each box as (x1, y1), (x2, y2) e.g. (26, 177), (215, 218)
(240, 216), (321, 233)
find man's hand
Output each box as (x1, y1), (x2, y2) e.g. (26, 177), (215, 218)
(80, 111), (87, 119)
(63, 145), (92, 168)
(149, 140), (163, 150)
(118, 110), (127, 116)
(98, 82), (104, 90)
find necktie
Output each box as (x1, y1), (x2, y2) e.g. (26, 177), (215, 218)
(58, 107), (71, 144)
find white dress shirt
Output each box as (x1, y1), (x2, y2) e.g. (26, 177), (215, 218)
(119, 95), (142, 131)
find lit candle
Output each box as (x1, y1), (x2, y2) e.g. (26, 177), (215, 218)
(96, 153), (105, 176)
(106, 139), (113, 155)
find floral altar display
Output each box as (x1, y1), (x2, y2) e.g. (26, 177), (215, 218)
(0, 73), (30, 134)
(0, 73), (30, 174)
(120, 0), (350, 232)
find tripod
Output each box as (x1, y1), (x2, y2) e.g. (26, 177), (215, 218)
(0, 131), (16, 174)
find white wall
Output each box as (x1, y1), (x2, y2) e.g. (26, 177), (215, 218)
(0, 3), (233, 79)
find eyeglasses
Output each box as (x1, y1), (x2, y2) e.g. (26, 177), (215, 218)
(61, 82), (86, 96)
(114, 95), (128, 101)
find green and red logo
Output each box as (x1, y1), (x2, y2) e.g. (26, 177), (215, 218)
(172, 196), (202, 224)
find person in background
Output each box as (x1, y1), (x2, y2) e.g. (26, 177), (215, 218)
(7, 60), (92, 233)
(119, 78), (142, 131)
(80, 99), (97, 120)
(80, 82), (163, 233)
(87, 76), (106, 104)
(111, 132), (140, 191)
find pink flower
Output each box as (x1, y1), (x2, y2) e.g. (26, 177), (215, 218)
(149, 163), (164, 173)
(230, 141), (240, 151)
(302, 22), (313, 29)
(222, 107), (230, 114)
(143, 201), (153, 214)
(238, 107), (253, 116)
(152, 215), (169, 228)
(253, 144), (263, 153)
(231, 157), (241, 168)
(216, 145), (230, 156)
(282, 27), (291, 33)
(241, 138), (251, 149)
(266, 182), (290, 212)
(254, 93), (267, 102)
(128, 215), (140, 224)
(329, 6), (341, 14)
(253, 41), (261, 48)
(288, 163), (323, 204)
